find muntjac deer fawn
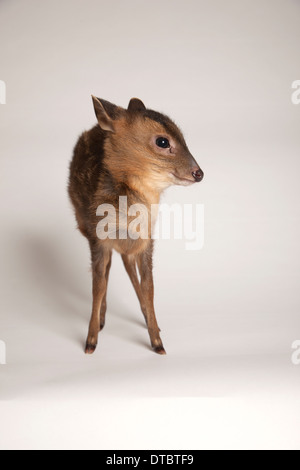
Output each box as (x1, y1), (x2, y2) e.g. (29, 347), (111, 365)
(68, 96), (204, 355)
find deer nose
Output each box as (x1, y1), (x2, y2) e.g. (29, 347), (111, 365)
(192, 168), (204, 182)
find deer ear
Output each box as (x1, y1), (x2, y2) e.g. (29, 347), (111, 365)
(97, 98), (122, 119)
(128, 98), (146, 113)
(92, 95), (115, 132)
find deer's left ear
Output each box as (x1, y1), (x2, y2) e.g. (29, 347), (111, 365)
(128, 98), (146, 112)
(92, 95), (115, 132)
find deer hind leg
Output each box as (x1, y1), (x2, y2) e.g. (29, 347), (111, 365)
(99, 251), (112, 331)
(85, 244), (111, 354)
(121, 254), (148, 326)
(137, 247), (166, 355)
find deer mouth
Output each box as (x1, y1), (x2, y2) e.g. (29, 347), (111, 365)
(171, 173), (196, 185)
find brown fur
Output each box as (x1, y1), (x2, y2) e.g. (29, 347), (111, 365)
(68, 96), (203, 354)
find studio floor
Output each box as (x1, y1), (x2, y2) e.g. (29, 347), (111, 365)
(0, 220), (299, 449)
(1, 0), (300, 450)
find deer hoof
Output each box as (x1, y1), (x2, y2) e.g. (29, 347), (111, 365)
(85, 343), (97, 354)
(153, 346), (166, 355)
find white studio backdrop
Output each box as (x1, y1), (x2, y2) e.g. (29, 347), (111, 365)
(0, 0), (300, 450)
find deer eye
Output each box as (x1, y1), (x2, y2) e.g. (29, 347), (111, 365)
(156, 137), (170, 149)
